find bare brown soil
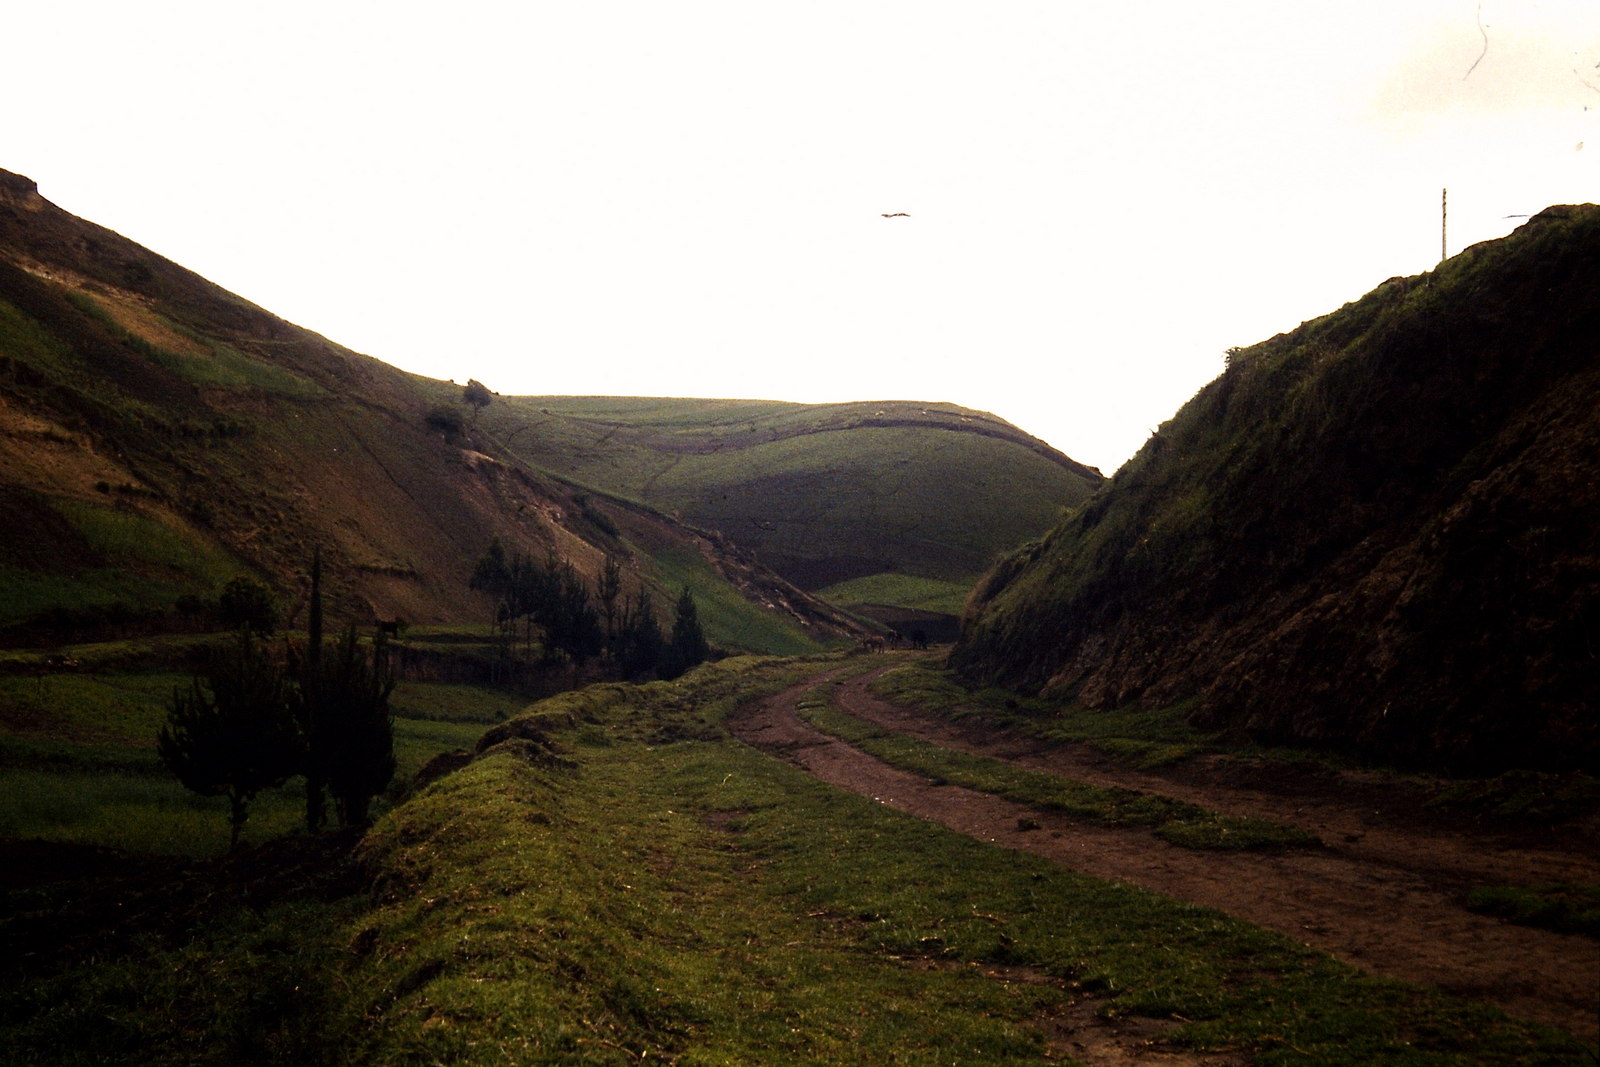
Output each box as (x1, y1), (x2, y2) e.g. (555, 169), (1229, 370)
(727, 661), (1600, 1052)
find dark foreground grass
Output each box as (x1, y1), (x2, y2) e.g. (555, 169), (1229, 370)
(0, 656), (1589, 1065)
(794, 682), (1320, 852)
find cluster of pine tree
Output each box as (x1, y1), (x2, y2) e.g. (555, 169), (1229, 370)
(157, 552), (395, 850)
(470, 540), (708, 680)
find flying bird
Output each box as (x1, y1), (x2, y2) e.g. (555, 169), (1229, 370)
(881, 212), (910, 217)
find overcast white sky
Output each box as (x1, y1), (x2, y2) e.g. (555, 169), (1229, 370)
(8, 1), (1597, 472)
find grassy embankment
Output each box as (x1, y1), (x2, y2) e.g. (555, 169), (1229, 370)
(1, 655), (1589, 1065)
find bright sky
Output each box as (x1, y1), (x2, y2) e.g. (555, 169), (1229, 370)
(9, 1), (1597, 472)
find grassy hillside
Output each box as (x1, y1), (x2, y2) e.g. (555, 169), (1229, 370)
(953, 205), (1600, 773)
(2, 659), (1585, 1065)
(0, 170), (853, 657)
(478, 395), (1103, 629)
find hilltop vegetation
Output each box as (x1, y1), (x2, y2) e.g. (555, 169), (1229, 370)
(954, 205), (1600, 773)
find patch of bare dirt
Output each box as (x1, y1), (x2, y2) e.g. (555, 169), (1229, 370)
(727, 663), (1600, 1050)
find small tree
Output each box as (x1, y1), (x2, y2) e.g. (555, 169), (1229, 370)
(217, 576), (278, 634)
(463, 379), (493, 424)
(470, 537), (512, 598)
(425, 404), (465, 440)
(158, 629), (301, 850)
(662, 586), (709, 680)
(554, 559), (604, 666)
(598, 555), (623, 645)
(616, 589), (665, 679)
(298, 548), (328, 833)
(318, 626), (397, 829)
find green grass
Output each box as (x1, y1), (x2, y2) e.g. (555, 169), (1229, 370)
(1426, 770), (1600, 824)
(0, 651), (515, 858)
(816, 572), (974, 616)
(68, 292), (325, 398)
(149, 338), (326, 398)
(1465, 884), (1600, 939)
(648, 547), (834, 657)
(485, 395), (1099, 596)
(2, 657), (1584, 1065)
(0, 500), (240, 626)
(0, 671), (190, 743)
(0, 765), (307, 856)
(871, 659), (1218, 769)
(793, 680), (1319, 852)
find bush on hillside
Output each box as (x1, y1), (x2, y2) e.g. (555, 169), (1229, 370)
(217, 576), (278, 634)
(425, 404), (465, 440)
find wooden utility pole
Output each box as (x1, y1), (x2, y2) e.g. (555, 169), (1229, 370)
(1441, 188), (1448, 261)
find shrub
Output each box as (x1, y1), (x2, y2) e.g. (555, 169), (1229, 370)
(217, 576), (278, 634)
(425, 404), (465, 439)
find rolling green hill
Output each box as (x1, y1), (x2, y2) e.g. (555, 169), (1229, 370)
(953, 205), (1600, 773)
(0, 167), (1095, 654)
(479, 395), (1104, 635)
(0, 169), (853, 656)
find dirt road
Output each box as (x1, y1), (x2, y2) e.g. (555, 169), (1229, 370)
(727, 662), (1600, 1046)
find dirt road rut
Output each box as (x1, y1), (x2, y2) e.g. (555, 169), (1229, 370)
(727, 663), (1599, 1045)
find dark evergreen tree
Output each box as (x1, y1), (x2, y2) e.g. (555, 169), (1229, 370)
(470, 537), (513, 603)
(662, 586), (709, 680)
(158, 629), (301, 850)
(617, 590), (665, 679)
(470, 540), (609, 668)
(318, 626), (397, 829)
(554, 559), (604, 666)
(298, 548), (328, 833)
(470, 538), (520, 674)
(598, 555), (623, 644)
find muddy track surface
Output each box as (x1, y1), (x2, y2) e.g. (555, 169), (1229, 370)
(726, 663), (1600, 1049)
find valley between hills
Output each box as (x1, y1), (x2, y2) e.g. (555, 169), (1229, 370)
(2, 167), (1598, 1063)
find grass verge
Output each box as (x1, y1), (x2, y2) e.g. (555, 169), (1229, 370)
(794, 681), (1320, 852)
(869, 659), (1219, 770)
(1465, 884), (1600, 940)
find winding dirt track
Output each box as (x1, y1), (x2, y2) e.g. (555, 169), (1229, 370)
(727, 661), (1600, 1047)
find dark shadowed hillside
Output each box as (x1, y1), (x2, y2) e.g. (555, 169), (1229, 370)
(0, 169), (858, 652)
(953, 205), (1600, 773)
